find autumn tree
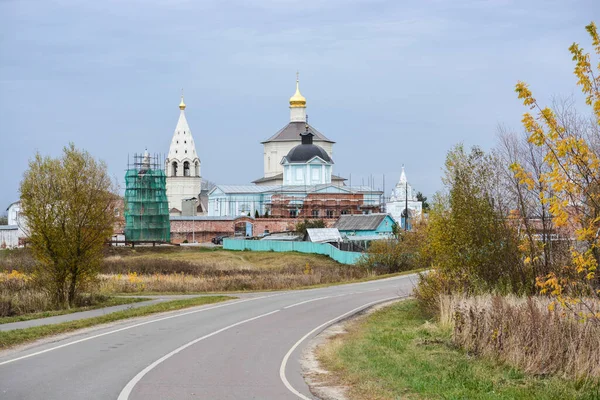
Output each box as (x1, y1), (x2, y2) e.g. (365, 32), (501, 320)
(497, 126), (567, 279)
(420, 145), (525, 296)
(513, 21), (600, 319)
(20, 144), (116, 308)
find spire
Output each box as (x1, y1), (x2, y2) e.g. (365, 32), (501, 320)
(399, 165), (407, 184)
(179, 88), (186, 110)
(289, 72), (306, 108)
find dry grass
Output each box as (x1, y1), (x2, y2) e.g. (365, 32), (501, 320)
(444, 294), (600, 381)
(100, 247), (346, 273)
(0, 270), (140, 318)
(1, 247), (380, 296)
(96, 268), (374, 293)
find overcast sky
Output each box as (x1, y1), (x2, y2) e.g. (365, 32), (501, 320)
(0, 0), (598, 212)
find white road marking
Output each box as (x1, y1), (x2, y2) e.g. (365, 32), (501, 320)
(0, 294), (281, 367)
(117, 309), (281, 400)
(284, 296), (331, 309)
(282, 288), (380, 310)
(279, 296), (401, 400)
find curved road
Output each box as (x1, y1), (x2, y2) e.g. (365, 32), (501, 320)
(0, 274), (417, 400)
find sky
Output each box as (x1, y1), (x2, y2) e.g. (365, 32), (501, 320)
(0, 0), (598, 212)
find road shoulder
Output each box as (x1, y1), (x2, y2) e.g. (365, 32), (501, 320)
(301, 298), (406, 400)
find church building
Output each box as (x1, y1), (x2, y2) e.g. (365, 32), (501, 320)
(207, 76), (382, 220)
(253, 75), (345, 186)
(385, 167), (422, 229)
(165, 94), (202, 215)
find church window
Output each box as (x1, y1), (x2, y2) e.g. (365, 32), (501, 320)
(185, 150), (187, 154)
(184, 141), (187, 144)
(312, 210), (319, 217)
(177, 141), (179, 144)
(183, 161), (190, 177)
(326, 210), (334, 218)
(171, 161), (178, 176)
(289, 209), (298, 218)
(195, 161), (200, 176)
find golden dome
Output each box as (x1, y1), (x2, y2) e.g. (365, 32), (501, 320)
(179, 95), (186, 110)
(289, 77), (306, 108)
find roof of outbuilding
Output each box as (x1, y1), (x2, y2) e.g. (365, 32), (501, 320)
(333, 214), (392, 231)
(306, 228), (342, 243)
(5, 201), (20, 212)
(262, 122), (334, 144)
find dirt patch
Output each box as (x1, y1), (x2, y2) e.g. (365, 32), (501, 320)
(301, 298), (409, 400)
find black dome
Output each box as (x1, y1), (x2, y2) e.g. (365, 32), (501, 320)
(286, 143), (332, 163)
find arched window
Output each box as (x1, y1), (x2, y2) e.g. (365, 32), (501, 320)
(183, 161), (190, 177)
(171, 161), (178, 177)
(195, 161), (200, 177)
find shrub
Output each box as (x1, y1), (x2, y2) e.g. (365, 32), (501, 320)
(295, 219), (325, 236)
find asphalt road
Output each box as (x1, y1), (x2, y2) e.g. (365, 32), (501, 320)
(0, 274), (418, 400)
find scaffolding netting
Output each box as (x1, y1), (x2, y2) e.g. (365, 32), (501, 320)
(124, 155), (170, 242)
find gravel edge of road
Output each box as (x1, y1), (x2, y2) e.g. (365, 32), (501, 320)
(301, 298), (410, 400)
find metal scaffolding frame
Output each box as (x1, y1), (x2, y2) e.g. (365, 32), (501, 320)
(124, 153), (170, 242)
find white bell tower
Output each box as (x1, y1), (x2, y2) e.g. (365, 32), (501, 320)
(165, 92), (202, 214)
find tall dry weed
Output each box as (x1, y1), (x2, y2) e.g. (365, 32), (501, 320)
(444, 294), (600, 380)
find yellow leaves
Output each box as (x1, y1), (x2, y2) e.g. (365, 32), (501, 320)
(127, 271), (139, 283)
(515, 81), (535, 108)
(586, 22), (599, 50)
(510, 162), (536, 190)
(586, 272), (595, 280)
(0, 270), (30, 283)
(304, 263), (313, 275)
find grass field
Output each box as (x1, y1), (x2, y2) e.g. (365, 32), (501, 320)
(0, 296), (146, 324)
(0, 295), (234, 349)
(317, 300), (600, 400)
(1, 247), (385, 296)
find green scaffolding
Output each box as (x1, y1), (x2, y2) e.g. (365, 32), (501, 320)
(124, 168), (170, 242)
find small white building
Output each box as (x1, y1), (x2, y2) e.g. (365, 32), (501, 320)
(7, 201), (22, 226)
(1, 201), (26, 248)
(165, 94), (202, 215)
(386, 167), (422, 230)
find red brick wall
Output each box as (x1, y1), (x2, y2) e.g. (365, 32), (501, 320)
(270, 192), (380, 218)
(170, 217), (336, 243)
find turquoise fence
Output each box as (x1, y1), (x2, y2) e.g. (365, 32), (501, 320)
(223, 239), (363, 265)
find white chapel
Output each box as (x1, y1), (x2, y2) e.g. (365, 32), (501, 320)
(386, 167), (422, 229)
